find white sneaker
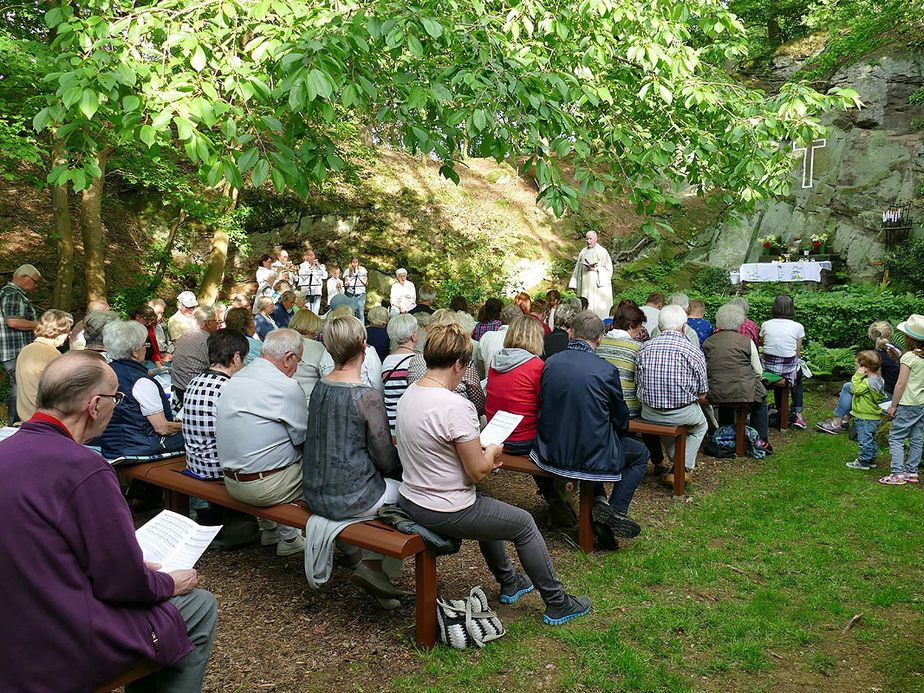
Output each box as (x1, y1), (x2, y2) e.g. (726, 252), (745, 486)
(276, 534), (305, 556)
(260, 529), (281, 546)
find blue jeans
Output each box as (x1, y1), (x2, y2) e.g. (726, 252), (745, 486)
(854, 417), (880, 463)
(593, 436), (650, 515)
(348, 293), (366, 323)
(834, 381), (853, 419)
(888, 403), (924, 474)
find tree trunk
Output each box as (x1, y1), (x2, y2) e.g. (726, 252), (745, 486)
(767, 16), (781, 45)
(79, 149), (109, 302)
(198, 184), (238, 304)
(50, 138), (75, 311)
(148, 210), (186, 294)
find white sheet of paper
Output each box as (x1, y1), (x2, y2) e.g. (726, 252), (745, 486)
(879, 400), (892, 412)
(480, 410), (524, 447)
(0, 426), (19, 443)
(135, 510), (222, 573)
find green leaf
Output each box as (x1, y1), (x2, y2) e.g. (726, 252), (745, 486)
(33, 108), (51, 132)
(270, 166), (286, 193)
(237, 147), (259, 171)
(251, 158), (270, 188)
(139, 125), (156, 147)
(78, 90), (99, 119)
(472, 109), (487, 132)
(421, 18), (443, 39)
(206, 159), (222, 187)
(174, 116), (194, 140)
(191, 46), (207, 72)
(260, 115), (283, 132)
(306, 69), (332, 100)
(407, 33), (423, 58)
(439, 164), (460, 185)
(122, 95), (140, 112)
(71, 168), (87, 192)
(223, 158), (244, 191)
(640, 222), (661, 241)
(62, 86), (82, 109)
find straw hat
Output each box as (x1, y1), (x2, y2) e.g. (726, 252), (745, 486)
(896, 314), (924, 341)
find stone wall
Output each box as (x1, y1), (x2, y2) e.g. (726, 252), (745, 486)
(690, 47), (924, 278)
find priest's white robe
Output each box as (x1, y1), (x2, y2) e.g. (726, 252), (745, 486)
(570, 244), (613, 319)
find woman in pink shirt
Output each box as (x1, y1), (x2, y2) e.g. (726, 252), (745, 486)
(485, 316), (544, 456)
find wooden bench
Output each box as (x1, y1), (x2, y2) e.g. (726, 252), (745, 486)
(121, 459), (437, 648)
(629, 420), (688, 496)
(93, 659), (161, 692)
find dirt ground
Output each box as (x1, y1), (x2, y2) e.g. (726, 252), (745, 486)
(127, 438), (783, 693)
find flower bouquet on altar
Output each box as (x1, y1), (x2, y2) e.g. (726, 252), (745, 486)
(810, 232), (828, 254)
(758, 235), (782, 255)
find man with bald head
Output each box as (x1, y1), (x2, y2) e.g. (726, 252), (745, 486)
(0, 264), (41, 423)
(0, 351), (217, 691)
(569, 232), (613, 320)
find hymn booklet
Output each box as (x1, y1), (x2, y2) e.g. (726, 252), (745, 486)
(135, 510), (222, 572)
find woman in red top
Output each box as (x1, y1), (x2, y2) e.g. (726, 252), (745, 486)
(486, 316), (545, 455)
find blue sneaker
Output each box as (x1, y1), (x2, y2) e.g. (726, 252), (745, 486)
(543, 595), (591, 625)
(499, 574), (534, 604)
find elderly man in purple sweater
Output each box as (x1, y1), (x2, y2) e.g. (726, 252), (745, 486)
(0, 351), (216, 693)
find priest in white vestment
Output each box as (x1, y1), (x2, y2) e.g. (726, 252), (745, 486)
(569, 231), (613, 319)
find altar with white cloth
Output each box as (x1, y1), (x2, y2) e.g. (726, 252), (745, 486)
(730, 260), (832, 284)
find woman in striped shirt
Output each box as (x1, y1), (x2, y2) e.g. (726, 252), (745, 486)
(381, 314), (419, 432)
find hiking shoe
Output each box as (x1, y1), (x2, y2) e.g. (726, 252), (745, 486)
(591, 521), (620, 551)
(904, 473), (919, 484)
(793, 414), (807, 429)
(541, 479), (579, 528)
(261, 528), (281, 546)
(543, 595), (591, 625)
(816, 419), (842, 435)
(351, 564), (404, 599)
(499, 574), (534, 604)
(591, 502), (641, 539)
(276, 534), (305, 556)
(374, 595), (402, 610)
(879, 474), (907, 486)
(663, 471), (692, 487)
(651, 463), (671, 477)
(846, 459), (876, 470)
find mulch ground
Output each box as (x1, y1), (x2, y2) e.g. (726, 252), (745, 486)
(129, 425), (800, 693)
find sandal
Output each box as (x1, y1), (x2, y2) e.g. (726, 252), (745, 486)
(879, 474), (907, 486)
(905, 473), (919, 484)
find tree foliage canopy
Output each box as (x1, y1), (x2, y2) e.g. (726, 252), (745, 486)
(33, 0), (860, 221)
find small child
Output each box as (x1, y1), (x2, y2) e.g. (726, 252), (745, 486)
(845, 350), (886, 470)
(882, 315), (924, 485)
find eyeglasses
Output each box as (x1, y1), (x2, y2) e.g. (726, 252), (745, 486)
(96, 392), (125, 405)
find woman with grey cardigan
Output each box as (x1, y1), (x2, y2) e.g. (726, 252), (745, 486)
(302, 315), (403, 608)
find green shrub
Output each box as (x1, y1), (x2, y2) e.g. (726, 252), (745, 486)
(612, 283), (921, 349)
(884, 237), (924, 293)
(691, 266), (733, 297)
(110, 285), (155, 318)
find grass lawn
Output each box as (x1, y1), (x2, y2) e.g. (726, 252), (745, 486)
(393, 393), (923, 693)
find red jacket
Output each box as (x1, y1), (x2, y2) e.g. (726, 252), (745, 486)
(486, 357), (544, 441)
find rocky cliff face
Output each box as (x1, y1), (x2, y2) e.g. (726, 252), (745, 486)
(690, 46), (924, 277)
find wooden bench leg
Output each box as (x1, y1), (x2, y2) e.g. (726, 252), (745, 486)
(414, 549), (437, 648)
(578, 481), (594, 554)
(164, 489), (189, 516)
(779, 385), (790, 431)
(673, 433), (686, 496)
(735, 406), (747, 457)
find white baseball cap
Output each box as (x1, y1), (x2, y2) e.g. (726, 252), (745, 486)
(177, 291), (198, 308)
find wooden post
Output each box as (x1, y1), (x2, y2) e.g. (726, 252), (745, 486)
(735, 406), (748, 457)
(673, 433), (686, 496)
(414, 549), (437, 648)
(578, 481), (594, 553)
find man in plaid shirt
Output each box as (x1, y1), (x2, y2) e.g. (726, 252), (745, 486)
(636, 305), (709, 480)
(0, 265), (41, 424)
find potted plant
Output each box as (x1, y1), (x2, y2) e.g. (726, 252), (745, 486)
(757, 234), (782, 256)
(811, 232), (828, 254)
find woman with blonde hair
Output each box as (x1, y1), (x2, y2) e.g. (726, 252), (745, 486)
(406, 309), (485, 416)
(15, 309), (73, 421)
(513, 291), (532, 315)
(319, 304), (383, 393)
(396, 323), (591, 625)
(304, 315), (403, 605)
(289, 309), (327, 405)
(253, 295), (277, 340)
(816, 319), (901, 434)
(485, 316), (544, 455)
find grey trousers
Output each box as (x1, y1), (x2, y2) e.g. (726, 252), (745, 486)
(126, 589), (218, 693)
(400, 494), (568, 608)
(2, 357), (18, 424)
(641, 402), (708, 471)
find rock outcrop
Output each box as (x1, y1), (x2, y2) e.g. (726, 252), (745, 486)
(691, 46), (924, 277)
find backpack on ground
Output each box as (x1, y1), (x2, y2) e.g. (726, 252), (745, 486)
(707, 425), (772, 459)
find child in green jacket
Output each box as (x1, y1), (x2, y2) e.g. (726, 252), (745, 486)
(846, 350), (887, 470)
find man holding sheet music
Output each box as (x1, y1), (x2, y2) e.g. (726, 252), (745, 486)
(531, 311), (649, 550)
(0, 351), (217, 692)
